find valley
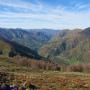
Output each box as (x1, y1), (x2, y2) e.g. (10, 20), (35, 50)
(0, 27), (90, 90)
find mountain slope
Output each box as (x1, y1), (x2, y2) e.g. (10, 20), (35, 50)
(0, 37), (41, 59)
(0, 28), (60, 51)
(0, 38), (11, 56)
(39, 28), (90, 65)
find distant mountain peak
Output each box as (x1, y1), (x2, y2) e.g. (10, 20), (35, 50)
(81, 27), (90, 37)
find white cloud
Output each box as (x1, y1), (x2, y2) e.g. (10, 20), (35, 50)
(0, 0), (90, 29)
(71, 1), (90, 11)
(0, 0), (43, 12)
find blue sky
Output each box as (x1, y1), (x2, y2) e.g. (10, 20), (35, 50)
(0, 0), (90, 29)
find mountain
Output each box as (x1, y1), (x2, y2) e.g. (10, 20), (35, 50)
(39, 28), (90, 65)
(0, 37), (41, 60)
(0, 28), (62, 60)
(0, 28), (60, 51)
(81, 27), (90, 37)
(0, 27), (90, 66)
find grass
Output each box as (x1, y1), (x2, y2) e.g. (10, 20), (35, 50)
(0, 71), (90, 90)
(0, 56), (90, 90)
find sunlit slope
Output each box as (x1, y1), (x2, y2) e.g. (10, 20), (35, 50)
(39, 28), (90, 65)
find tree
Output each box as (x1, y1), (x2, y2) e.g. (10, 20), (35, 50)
(0, 50), (3, 55)
(9, 51), (17, 57)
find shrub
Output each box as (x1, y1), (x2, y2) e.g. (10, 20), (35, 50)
(83, 63), (90, 73)
(0, 50), (3, 55)
(67, 64), (84, 72)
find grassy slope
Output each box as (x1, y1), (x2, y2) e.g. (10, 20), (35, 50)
(0, 39), (11, 56)
(39, 29), (90, 65)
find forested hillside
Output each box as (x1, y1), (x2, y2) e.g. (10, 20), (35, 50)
(39, 28), (90, 65)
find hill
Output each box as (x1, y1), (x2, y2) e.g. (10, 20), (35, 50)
(0, 37), (41, 59)
(39, 28), (90, 65)
(0, 28), (60, 51)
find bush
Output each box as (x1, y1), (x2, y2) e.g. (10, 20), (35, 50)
(11, 55), (61, 71)
(9, 51), (17, 57)
(83, 63), (90, 73)
(0, 50), (3, 55)
(67, 64), (84, 72)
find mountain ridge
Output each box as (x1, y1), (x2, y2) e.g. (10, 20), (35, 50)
(0, 27), (90, 66)
(39, 28), (90, 65)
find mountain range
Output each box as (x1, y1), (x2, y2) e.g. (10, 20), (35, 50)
(0, 27), (90, 66)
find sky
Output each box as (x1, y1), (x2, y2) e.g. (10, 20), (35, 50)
(0, 0), (90, 29)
